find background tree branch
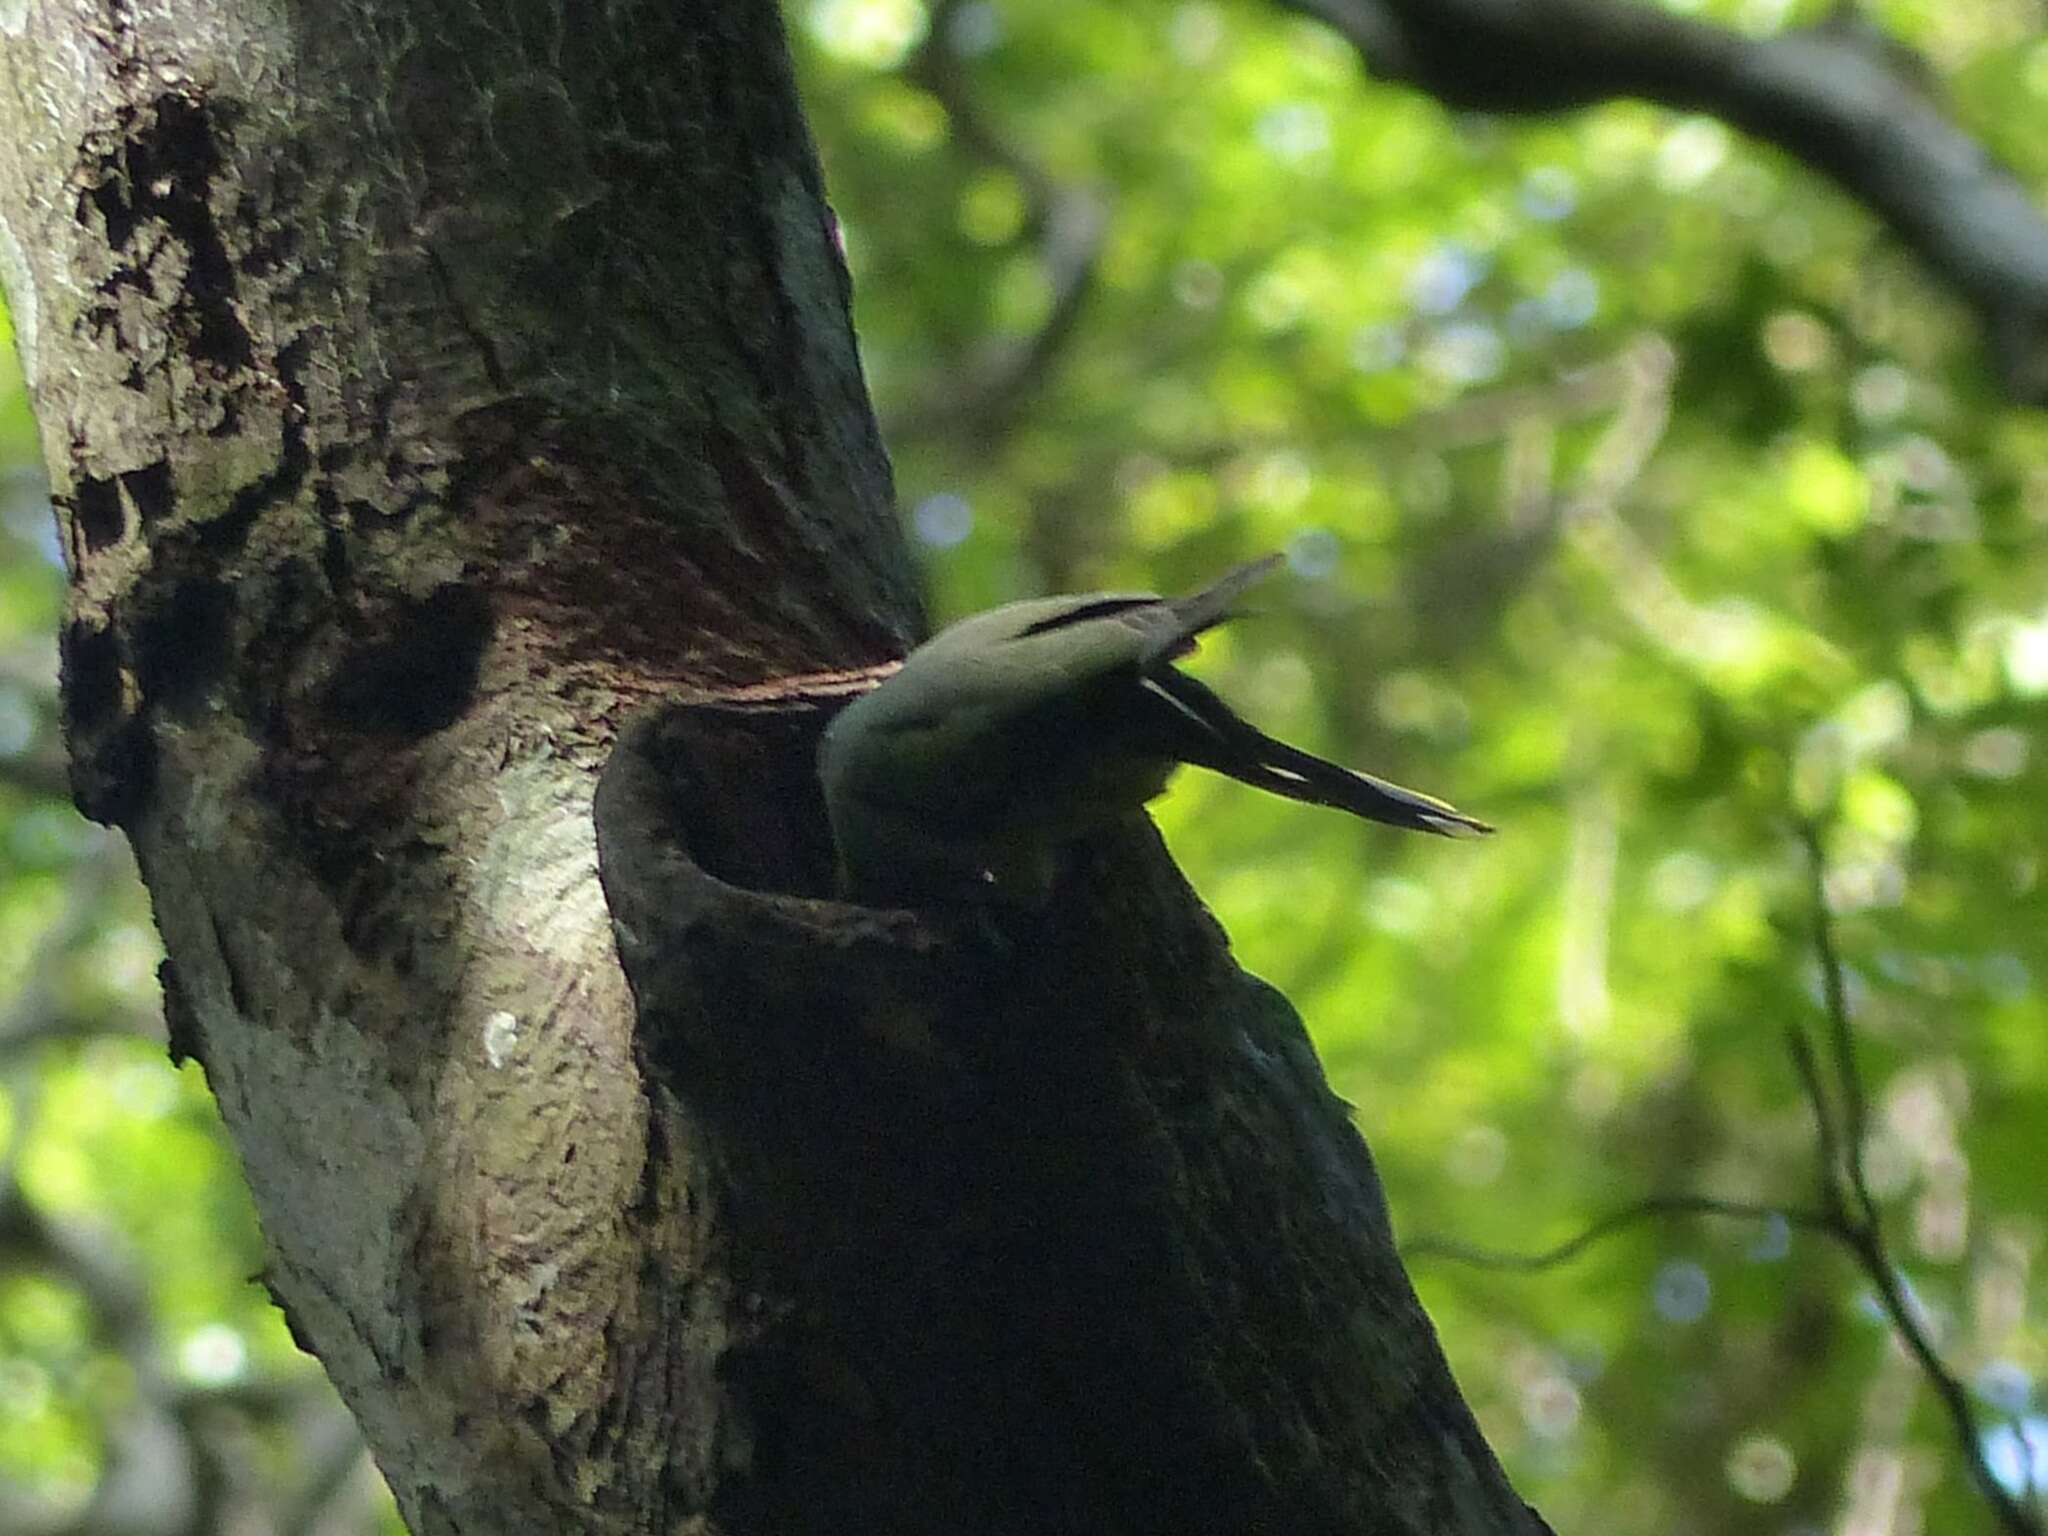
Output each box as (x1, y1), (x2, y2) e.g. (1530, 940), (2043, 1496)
(889, 0), (1109, 448)
(1404, 825), (2046, 1536)
(1279, 0), (2048, 401)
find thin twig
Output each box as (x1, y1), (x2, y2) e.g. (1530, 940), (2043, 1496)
(0, 842), (150, 1060)
(1785, 1023), (1848, 1223)
(889, 0), (1107, 447)
(276, 1407), (373, 1536)
(1407, 828), (2044, 1536)
(1406, 1194), (1833, 1272)
(1800, 822), (1880, 1230)
(1795, 833), (2042, 1536)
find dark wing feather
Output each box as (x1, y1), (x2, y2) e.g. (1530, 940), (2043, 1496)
(1146, 668), (1493, 838)
(1015, 594), (1162, 639)
(1011, 555), (1283, 662)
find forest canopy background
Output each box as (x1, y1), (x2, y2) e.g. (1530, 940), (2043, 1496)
(1, 0), (2046, 1532)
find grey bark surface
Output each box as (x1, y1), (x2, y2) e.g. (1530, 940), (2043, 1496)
(0, 1), (1543, 1532)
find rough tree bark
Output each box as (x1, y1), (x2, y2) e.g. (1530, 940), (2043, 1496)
(0, 1), (1546, 1532)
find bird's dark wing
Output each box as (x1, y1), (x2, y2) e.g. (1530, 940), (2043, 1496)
(1014, 594), (1161, 638)
(1143, 667), (1493, 838)
(1010, 554), (1285, 665)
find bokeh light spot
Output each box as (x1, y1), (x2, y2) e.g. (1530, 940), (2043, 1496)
(1518, 166), (1576, 221)
(806, 0), (928, 67)
(1652, 1260), (1711, 1323)
(912, 492), (972, 549)
(1725, 1433), (1796, 1502)
(1976, 1360), (2033, 1416)
(1445, 1124), (1508, 1187)
(178, 1324), (248, 1387)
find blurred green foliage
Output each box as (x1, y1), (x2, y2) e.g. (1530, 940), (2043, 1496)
(5, 0), (2048, 1530)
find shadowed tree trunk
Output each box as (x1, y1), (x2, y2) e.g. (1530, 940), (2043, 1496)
(0, 2), (1545, 1531)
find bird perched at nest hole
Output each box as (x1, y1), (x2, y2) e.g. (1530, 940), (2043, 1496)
(818, 554), (1491, 904)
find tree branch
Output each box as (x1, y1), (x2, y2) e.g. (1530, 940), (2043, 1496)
(1799, 821), (1881, 1231)
(1404, 825), (2044, 1536)
(1792, 830), (2043, 1536)
(1405, 1195), (1832, 1272)
(890, 0), (1109, 446)
(1279, 0), (2048, 402)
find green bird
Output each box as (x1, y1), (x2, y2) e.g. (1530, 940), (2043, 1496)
(818, 555), (1492, 904)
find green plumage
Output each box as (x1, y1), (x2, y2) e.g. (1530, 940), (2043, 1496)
(819, 555), (1491, 903)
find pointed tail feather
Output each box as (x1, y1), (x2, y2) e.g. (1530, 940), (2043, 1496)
(1147, 554), (1285, 662)
(1248, 728), (1494, 837)
(1146, 668), (1493, 838)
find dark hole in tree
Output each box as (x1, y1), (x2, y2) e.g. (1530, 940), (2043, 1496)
(134, 578), (235, 715)
(60, 620), (124, 731)
(132, 94), (254, 371)
(120, 460), (175, 525)
(313, 481), (356, 597)
(87, 178), (138, 250)
(59, 622), (155, 826)
(637, 704), (842, 900)
(73, 476), (125, 552)
(322, 584), (494, 737)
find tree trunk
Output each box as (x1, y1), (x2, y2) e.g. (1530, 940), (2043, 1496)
(0, 2), (1545, 1531)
